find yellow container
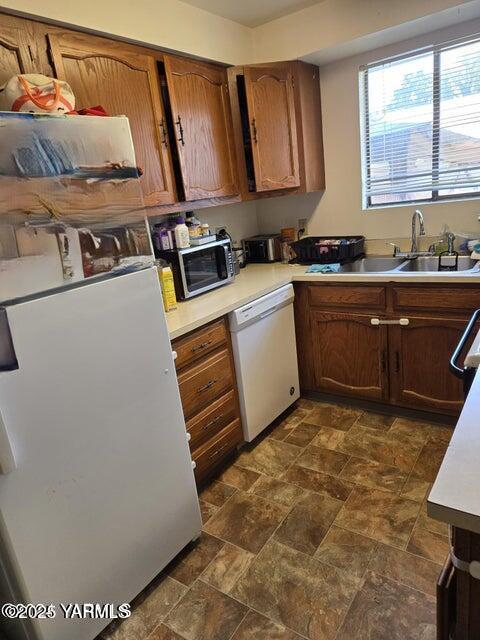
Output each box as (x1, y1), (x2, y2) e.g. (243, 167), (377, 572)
(158, 265), (177, 312)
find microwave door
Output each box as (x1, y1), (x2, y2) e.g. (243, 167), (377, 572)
(215, 245), (229, 280)
(182, 247), (220, 294)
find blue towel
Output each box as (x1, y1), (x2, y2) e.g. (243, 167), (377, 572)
(306, 263), (341, 273)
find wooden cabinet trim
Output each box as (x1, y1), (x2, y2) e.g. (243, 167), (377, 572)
(308, 284), (386, 310)
(292, 61), (325, 192)
(0, 25), (34, 84)
(392, 285), (480, 315)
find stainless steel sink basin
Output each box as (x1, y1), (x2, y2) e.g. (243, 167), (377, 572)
(338, 257), (406, 273)
(397, 256), (480, 272)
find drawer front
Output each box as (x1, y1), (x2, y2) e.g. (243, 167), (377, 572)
(174, 319), (227, 370)
(393, 286), (480, 315)
(193, 418), (242, 483)
(186, 389), (237, 450)
(308, 285), (386, 310)
(178, 348), (233, 418)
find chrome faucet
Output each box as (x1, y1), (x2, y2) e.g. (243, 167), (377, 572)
(387, 209), (432, 259)
(411, 209), (425, 253)
(445, 231), (456, 254)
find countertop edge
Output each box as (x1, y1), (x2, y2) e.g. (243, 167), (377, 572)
(429, 370), (480, 534)
(168, 272), (293, 340)
(166, 263), (480, 340)
(427, 500), (480, 537)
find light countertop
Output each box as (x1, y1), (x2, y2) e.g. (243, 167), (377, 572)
(428, 370), (480, 534)
(166, 262), (480, 339)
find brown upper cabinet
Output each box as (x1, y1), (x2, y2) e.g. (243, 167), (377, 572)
(0, 12), (324, 212)
(163, 55), (238, 201)
(244, 64), (300, 191)
(0, 23), (31, 84)
(228, 61), (325, 199)
(47, 31), (177, 207)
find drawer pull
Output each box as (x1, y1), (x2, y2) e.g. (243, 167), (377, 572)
(209, 443), (228, 460)
(197, 379), (217, 393)
(370, 318), (410, 326)
(192, 340), (212, 353)
(203, 414), (223, 430)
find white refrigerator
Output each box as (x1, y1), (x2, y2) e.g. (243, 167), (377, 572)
(0, 266), (202, 640)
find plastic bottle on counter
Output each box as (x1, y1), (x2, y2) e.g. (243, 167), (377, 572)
(156, 260), (177, 312)
(186, 212), (201, 239)
(174, 216), (190, 248)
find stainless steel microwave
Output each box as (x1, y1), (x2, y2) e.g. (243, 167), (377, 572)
(156, 238), (235, 299)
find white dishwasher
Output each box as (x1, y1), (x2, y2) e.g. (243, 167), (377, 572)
(229, 284), (300, 442)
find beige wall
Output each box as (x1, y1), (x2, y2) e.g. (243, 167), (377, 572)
(194, 201), (259, 247)
(0, 0), (253, 64)
(257, 19), (480, 242)
(252, 0), (479, 62)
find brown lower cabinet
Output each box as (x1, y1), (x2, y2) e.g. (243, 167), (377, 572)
(437, 527), (480, 639)
(295, 282), (480, 416)
(310, 310), (388, 402)
(172, 317), (243, 484)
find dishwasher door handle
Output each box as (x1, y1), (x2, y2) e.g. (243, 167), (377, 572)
(259, 306), (277, 320)
(450, 308), (480, 378)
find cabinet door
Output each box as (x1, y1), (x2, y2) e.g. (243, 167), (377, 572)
(0, 22), (36, 85)
(48, 32), (176, 206)
(244, 63), (300, 192)
(311, 311), (388, 401)
(164, 54), (238, 201)
(389, 317), (465, 414)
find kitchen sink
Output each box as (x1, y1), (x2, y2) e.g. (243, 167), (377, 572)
(397, 256), (480, 272)
(338, 257), (406, 273)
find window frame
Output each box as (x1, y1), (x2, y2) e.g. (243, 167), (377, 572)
(360, 36), (480, 210)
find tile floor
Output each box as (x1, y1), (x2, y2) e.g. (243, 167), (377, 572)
(100, 398), (453, 640)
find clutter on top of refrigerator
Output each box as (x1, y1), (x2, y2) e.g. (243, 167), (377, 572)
(0, 112), (154, 303)
(0, 112), (146, 228)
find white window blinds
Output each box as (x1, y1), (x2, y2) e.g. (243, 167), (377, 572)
(361, 36), (480, 207)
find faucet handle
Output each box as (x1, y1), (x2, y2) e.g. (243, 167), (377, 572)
(387, 242), (400, 256)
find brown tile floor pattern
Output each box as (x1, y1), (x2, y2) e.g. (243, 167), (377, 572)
(100, 399), (453, 640)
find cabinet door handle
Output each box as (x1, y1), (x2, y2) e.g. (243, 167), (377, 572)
(197, 379), (217, 393)
(371, 318), (410, 326)
(251, 118), (258, 144)
(381, 350), (387, 373)
(159, 118), (168, 148)
(203, 415), (222, 430)
(192, 340), (212, 353)
(209, 443), (228, 460)
(395, 351), (401, 373)
(175, 115), (185, 146)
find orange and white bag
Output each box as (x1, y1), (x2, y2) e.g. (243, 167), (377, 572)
(0, 74), (75, 114)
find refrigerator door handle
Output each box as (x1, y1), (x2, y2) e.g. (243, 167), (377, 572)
(0, 407), (16, 474)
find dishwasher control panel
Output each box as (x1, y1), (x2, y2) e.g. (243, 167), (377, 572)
(229, 284), (294, 331)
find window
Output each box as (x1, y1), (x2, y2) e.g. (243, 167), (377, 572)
(361, 36), (480, 208)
